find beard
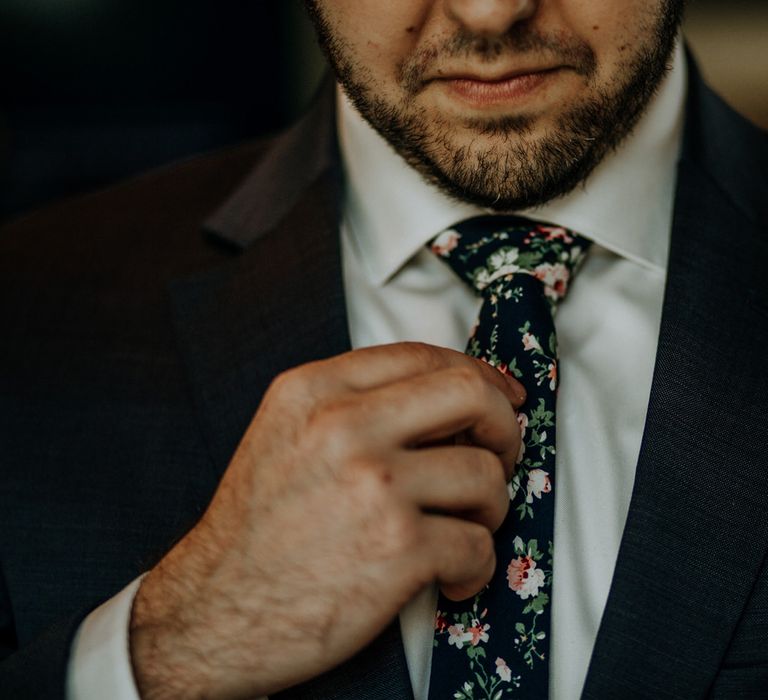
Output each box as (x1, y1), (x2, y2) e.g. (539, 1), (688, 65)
(305, 2), (684, 211)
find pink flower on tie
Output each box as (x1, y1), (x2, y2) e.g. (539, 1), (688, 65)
(516, 412), (528, 438)
(447, 624), (473, 648)
(507, 555), (546, 599)
(434, 611), (449, 633)
(526, 469), (551, 503)
(516, 412), (528, 463)
(538, 225), (574, 244)
(431, 230), (461, 257)
(522, 332), (541, 352)
(495, 657), (512, 682)
(533, 262), (570, 301)
(467, 619), (490, 646)
(547, 362), (557, 391)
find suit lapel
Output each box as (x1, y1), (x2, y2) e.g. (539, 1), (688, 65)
(169, 82), (348, 472)
(582, 76), (768, 697)
(169, 85), (414, 699)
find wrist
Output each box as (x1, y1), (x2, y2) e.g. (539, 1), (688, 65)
(128, 538), (217, 699)
(128, 526), (278, 700)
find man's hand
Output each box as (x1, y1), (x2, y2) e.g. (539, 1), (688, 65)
(129, 342), (525, 700)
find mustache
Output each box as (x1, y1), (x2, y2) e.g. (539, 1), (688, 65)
(398, 27), (597, 94)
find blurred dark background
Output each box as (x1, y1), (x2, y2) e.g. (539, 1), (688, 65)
(1, 0), (766, 223)
(0, 0), (324, 222)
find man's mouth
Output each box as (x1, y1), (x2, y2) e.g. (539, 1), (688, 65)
(434, 67), (563, 107)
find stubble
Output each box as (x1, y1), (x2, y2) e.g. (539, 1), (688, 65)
(306, 2), (684, 210)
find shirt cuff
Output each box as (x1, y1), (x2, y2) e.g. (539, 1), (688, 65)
(66, 576), (144, 700)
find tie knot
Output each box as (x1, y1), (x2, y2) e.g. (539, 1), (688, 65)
(430, 215), (591, 305)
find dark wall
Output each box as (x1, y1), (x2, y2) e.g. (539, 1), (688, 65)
(0, 0), (325, 222)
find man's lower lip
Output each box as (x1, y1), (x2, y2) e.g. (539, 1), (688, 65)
(442, 70), (557, 106)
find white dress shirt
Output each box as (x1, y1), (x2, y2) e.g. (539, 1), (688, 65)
(67, 41), (686, 700)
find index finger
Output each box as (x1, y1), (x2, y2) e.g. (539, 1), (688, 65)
(312, 342), (526, 407)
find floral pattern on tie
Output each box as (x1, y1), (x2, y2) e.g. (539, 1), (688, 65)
(427, 217), (591, 700)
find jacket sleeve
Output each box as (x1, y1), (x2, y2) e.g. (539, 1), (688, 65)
(0, 567), (146, 700)
(0, 605), (90, 700)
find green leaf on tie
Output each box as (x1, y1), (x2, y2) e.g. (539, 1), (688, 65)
(506, 357), (523, 379)
(523, 592), (550, 615)
(515, 251), (543, 269)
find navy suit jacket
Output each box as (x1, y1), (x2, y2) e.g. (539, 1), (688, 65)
(1, 68), (767, 698)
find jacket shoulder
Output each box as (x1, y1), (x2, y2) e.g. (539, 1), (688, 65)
(686, 79), (768, 227)
(0, 138), (273, 270)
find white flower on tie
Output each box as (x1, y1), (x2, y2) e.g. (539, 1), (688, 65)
(526, 469), (552, 503)
(495, 657), (512, 682)
(507, 555), (546, 599)
(473, 247), (521, 289)
(488, 246), (519, 271)
(447, 624), (473, 649)
(431, 230), (461, 257)
(533, 262), (570, 301)
(522, 333), (541, 352)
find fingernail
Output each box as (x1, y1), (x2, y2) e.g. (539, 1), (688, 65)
(507, 377), (526, 402)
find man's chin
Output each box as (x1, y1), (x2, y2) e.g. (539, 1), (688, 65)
(408, 127), (597, 213)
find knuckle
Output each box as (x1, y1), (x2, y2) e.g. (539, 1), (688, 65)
(467, 525), (495, 566)
(306, 398), (359, 453)
(346, 457), (389, 493)
(403, 341), (442, 371)
(267, 364), (313, 402)
(269, 358), (337, 404)
(267, 366), (298, 398)
(476, 450), (505, 486)
(450, 366), (487, 405)
(314, 396), (350, 426)
(388, 510), (422, 553)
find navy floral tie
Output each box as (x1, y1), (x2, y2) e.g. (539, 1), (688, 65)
(427, 215), (591, 699)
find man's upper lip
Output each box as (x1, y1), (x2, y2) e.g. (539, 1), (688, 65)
(431, 66), (561, 82)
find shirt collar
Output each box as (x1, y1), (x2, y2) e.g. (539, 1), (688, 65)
(338, 40), (687, 285)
